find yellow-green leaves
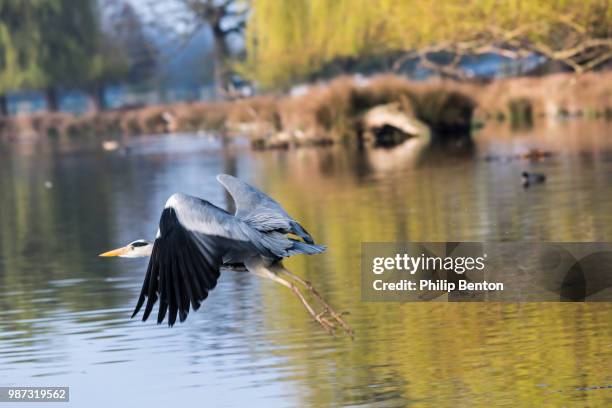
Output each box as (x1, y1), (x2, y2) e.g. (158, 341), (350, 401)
(244, 0), (612, 88)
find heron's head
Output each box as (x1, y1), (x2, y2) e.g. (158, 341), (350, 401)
(99, 240), (153, 258)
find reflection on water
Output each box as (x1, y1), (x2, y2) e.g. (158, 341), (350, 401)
(0, 121), (611, 407)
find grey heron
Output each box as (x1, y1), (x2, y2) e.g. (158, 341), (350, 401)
(100, 174), (353, 336)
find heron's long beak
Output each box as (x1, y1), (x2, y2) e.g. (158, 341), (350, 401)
(99, 246), (130, 257)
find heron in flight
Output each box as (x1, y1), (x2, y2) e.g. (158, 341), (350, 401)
(100, 174), (352, 336)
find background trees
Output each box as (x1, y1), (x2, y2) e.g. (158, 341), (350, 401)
(181, 0), (248, 93)
(143, 0), (248, 95)
(0, 1), (47, 114)
(244, 0), (612, 88)
(36, 0), (117, 111)
(0, 0), (610, 110)
(0, 0), (156, 114)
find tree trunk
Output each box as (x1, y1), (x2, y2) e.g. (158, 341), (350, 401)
(88, 85), (106, 112)
(0, 95), (8, 117)
(45, 87), (59, 112)
(212, 25), (231, 98)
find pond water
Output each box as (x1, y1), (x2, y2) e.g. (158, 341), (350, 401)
(0, 120), (611, 407)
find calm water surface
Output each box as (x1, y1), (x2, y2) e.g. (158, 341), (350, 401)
(0, 121), (611, 407)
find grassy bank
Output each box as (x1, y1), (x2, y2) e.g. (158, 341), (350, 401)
(1, 71), (611, 146)
(275, 76), (475, 146)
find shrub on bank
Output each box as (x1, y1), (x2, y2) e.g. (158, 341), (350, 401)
(507, 97), (534, 129)
(2, 71), (609, 145)
(276, 75), (474, 145)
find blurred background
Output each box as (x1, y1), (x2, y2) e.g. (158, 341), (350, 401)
(0, 1), (611, 407)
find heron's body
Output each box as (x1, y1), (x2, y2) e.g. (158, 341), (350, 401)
(100, 174), (352, 336)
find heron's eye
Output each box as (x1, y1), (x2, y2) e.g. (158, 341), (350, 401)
(132, 241), (148, 247)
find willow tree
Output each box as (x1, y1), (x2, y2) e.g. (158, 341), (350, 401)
(244, 0), (612, 87)
(37, 0), (130, 112)
(0, 0), (129, 114)
(0, 2), (46, 115)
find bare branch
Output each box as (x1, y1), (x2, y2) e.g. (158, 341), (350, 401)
(418, 52), (468, 80)
(581, 50), (612, 72)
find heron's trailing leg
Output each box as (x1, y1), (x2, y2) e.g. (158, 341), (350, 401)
(246, 259), (335, 334)
(272, 263), (354, 338)
(272, 274), (336, 334)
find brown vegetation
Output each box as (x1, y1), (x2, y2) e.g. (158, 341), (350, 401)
(468, 71), (612, 120)
(1, 71), (611, 146)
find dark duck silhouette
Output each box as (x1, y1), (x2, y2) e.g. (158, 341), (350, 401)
(522, 171), (546, 188)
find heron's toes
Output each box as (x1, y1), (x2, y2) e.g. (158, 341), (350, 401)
(315, 315), (335, 335)
(320, 316), (335, 328)
(330, 312), (354, 337)
(316, 311), (336, 328)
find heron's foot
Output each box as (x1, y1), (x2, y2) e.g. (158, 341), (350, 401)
(303, 281), (354, 338)
(327, 308), (354, 339)
(318, 305), (353, 337)
(288, 284), (335, 335)
(314, 311), (336, 335)
(277, 268), (354, 338)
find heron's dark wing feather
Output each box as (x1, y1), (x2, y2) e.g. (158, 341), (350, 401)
(132, 194), (258, 326)
(216, 174), (315, 244)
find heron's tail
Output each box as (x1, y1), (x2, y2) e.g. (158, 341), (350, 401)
(287, 239), (326, 256)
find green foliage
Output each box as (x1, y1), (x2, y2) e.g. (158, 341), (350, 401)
(245, 0), (612, 87)
(0, 0), (129, 94)
(0, 1), (46, 91)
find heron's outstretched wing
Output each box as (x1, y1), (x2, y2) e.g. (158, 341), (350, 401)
(216, 174), (315, 244)
(131, 193), (260, 326)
